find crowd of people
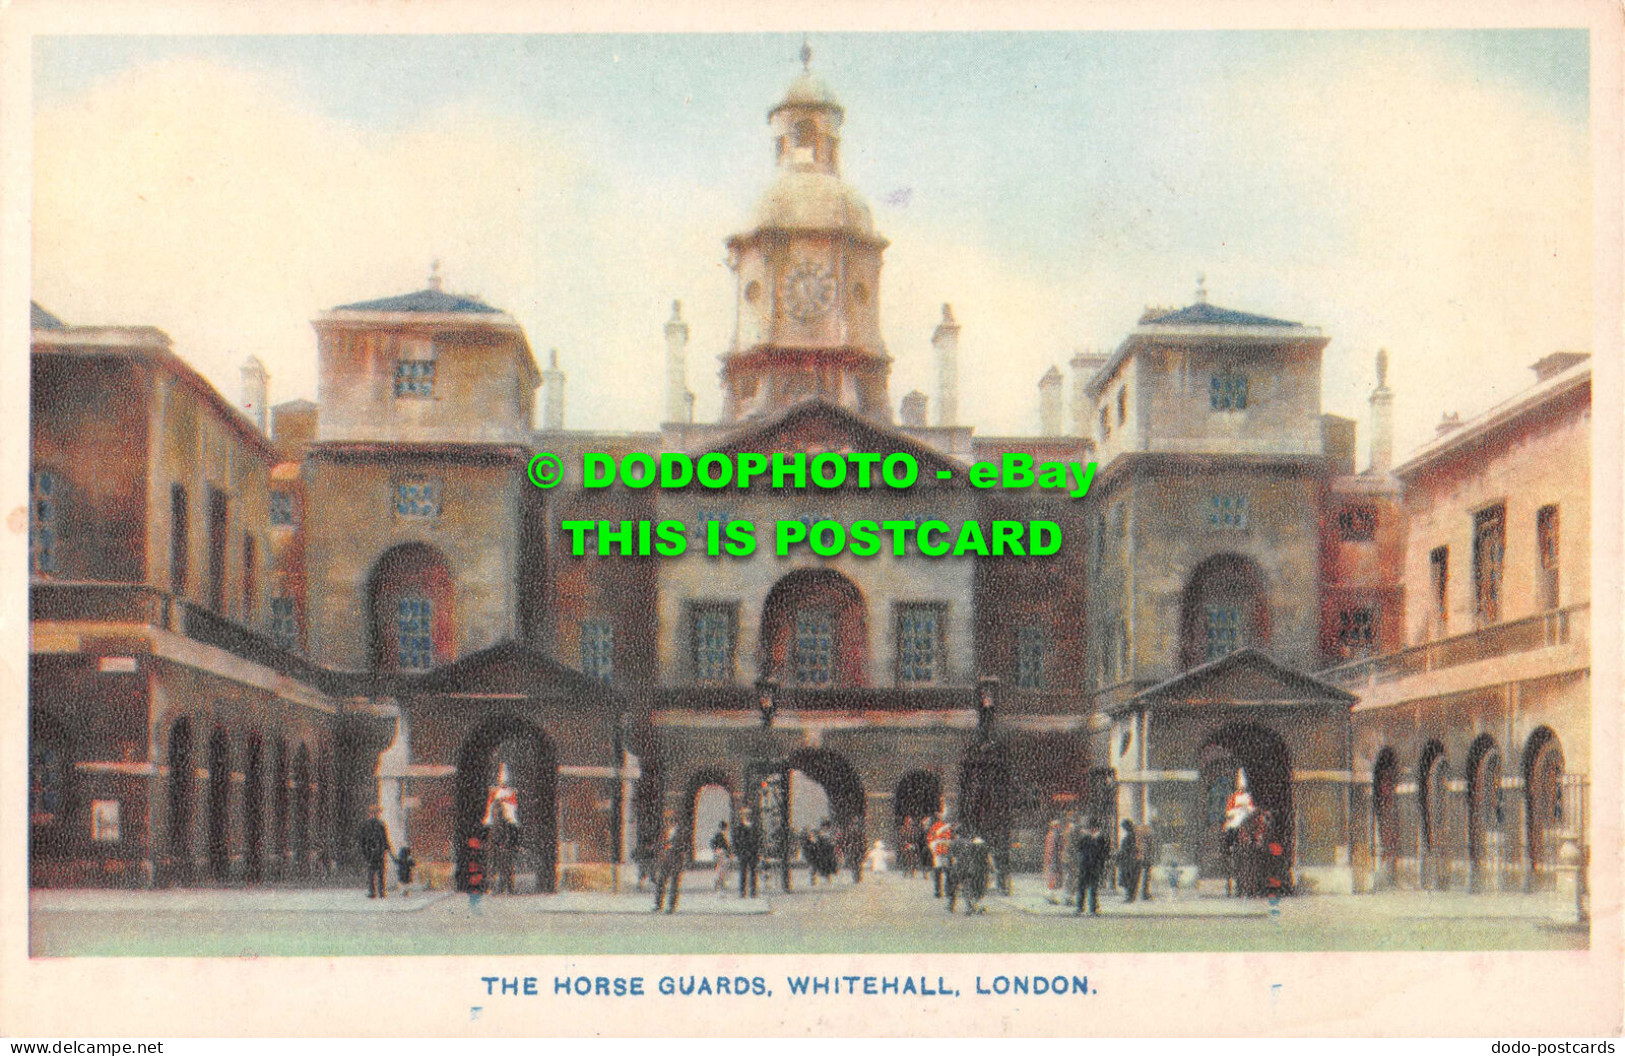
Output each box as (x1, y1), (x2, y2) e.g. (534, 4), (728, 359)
(355, 768), (1290, 909)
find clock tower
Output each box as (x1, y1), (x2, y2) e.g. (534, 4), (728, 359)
(720, 45), (892, 424)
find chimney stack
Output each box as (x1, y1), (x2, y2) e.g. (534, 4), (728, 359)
(900, 390), (929, 428)
(1368, 348), (1394, 473)
(1069, 346), (1109, 437)
(1039, 365), (1064, 436)
(240, 355), (269, 434)
(541, 348), (566, 431)
(932, 304), (960, 427)
(665, 300), (693, 424)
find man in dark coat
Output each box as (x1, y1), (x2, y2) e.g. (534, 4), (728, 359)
(652, 815), (686, 914)
(1073, 818), (1109, 916)
(357, 805), (391, 898)
(948, 834), (993, 915)
(734, 812), (762, 898)
(1117, 820), (1141, 903)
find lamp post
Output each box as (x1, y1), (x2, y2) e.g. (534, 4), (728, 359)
(977, 675), (1000, 739)
(753, 677), (792, 892)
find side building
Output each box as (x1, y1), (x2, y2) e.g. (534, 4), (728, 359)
(28, 303), (393, 887)
(1327, 353), (1592, 896)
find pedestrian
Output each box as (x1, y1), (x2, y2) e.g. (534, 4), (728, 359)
(1117, 820), (1141, 903)
(1073, 817), (1108, 916)
(394, 845), (416, 897)
(927, 815), (954, 898)
(843, 817), (865, 883)
(915, 815), (934, 882)
(735, 811), (762, 898)
(652, 814), (686, 914)
(1061, 813), (1079, 902)
(1137, 820), (1157, 902)
(357, 805), (391, 899)
(710, 820), (732, 893)
(1042, 818), (1063, 903)
(899, 817), (920, 878)
(458, 829), (487, 911)
(960, 836), (994, 915)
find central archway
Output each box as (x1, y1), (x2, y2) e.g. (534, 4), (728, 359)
(454, 715), (558, 893)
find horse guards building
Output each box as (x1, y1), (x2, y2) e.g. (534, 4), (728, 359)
(29, 51), (1591, 902)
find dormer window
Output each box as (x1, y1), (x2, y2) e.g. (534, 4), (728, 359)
(1210, 370), (1248, 411)
(394, 337), (436, 398)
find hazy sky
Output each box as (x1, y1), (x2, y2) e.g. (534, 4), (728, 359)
(32, 31), (1591, 459)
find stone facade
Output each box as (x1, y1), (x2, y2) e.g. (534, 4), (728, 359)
(29, 48), (1591, 899)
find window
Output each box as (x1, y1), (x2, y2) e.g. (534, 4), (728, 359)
(30, 469), (58, 574)
(1204, 606), (1242, 661)
(1099, 620), (1117, 686)
(242, 536), (257, 622)
(1117, 387), (1127, 426)
(896, 604), (944, 685)
(1537, 505), (1560, 611)
(206, 488), (229, 613)
(1117, 618), (1132, 678)
(170, 484), (189, 593)
(1099, 406), (1110, 439)
(29, 738), (64, 825)
(691, 604), (736, 684)
(794, 609), (836, 687)
(397, 597), (433, 670)
(394, 337), (435, 398)
(394, 479), (441, 519)
(580, 619), (613, 683)
(1430, 546), (1449, 632)
(269, 490), (295, 526)
(1338, 506), (1376, 541)
(1209, 494), (1249, 530)
(1210, 371), (1248, 411)
(270, 597), (298, 650)
(1016, 623), (1047, 689)
(1473, 503), (1506, 625)
(1337, 607), (1376, 658)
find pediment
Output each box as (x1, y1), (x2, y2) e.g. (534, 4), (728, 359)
(1129, 648), (1356, 708)
(707, 398), (963, 480)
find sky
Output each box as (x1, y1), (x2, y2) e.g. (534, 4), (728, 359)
(31, 31), (1592, 460)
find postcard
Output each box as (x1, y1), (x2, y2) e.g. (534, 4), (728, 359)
(3, 0), (1620, 1040)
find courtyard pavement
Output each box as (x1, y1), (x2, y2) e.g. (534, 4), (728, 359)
(27, 868), (1587, 957)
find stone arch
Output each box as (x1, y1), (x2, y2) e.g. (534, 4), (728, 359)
(683, 767), (735, 861)
(166, 716), (196, 881)
(242, 732), (265, 883)
(1465, 734), (1503, 890)
(784, 747), (868, 880)
(206, 725), (232, 881)
(1371, 747), (1401, 884)
(28, 710), (75, 873)
(1418, 739), (1451, 889)
(1196, 723), (1293, 890)
(368, 543), (455, 672)
(293, 742), (313, 876)
(760, 568), (868, 687)
(1179, 554), (1270, 669)
(272, 736), (290, 868)
(1522, 726), (1565, 885)
(893, 770), (942, 826)
(454, 715), (559, 893)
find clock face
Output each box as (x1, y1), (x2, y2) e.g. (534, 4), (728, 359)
(782, 260), (837, 323)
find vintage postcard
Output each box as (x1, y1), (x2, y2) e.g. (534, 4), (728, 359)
(2, 0), (1620, 1040)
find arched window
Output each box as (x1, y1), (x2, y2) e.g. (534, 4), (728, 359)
(760, 569), (868, 688)
(1179, 554), (1269, 669)
(368, 544), (455, 672)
